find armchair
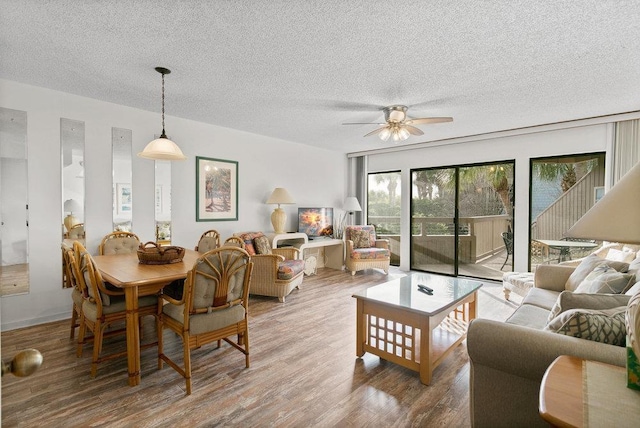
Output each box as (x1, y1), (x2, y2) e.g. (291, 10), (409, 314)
(344, 225), (390, 276)
(235, 232), (305, 302)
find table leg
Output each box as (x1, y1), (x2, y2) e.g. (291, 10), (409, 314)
(356, 299), (364, 357)
(469, 291), (478, 321)
(125, 286), (141, 386)
(419, 317), (433, 385)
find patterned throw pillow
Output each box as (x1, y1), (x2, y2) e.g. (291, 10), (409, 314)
(574, 265), (634, 294)
(546, 290), (631, 324)
(253, 235), (272, 255)
(350, 229), (371, 249)
(544, 306), (627, 346)
(564, 254), (630, 291)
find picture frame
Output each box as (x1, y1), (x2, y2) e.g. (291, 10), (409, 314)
(196, 156), (238, 221)
(155, 185), (163, 214)
(594, 186), (605, 204)
(116, 183), (132, 213)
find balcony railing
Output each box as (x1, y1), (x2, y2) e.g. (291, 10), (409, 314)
(369, 215), (510, 265)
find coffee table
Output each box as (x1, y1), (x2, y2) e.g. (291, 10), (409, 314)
(352, 273), (482, 384)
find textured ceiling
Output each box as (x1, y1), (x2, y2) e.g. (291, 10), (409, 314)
(2, 1), (640, 154)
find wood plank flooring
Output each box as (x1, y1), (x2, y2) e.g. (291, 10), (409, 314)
(1, 267), (519, 427)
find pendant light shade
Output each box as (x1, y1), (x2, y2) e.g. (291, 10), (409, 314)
(138, 67), (187, 161)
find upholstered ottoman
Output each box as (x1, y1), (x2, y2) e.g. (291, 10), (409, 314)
(502, 271), (535, 300)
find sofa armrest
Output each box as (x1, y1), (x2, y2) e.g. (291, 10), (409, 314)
(533, 264), (576, 292)
(467, 319), (625, 382)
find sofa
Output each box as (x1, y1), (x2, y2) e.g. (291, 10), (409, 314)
(467, 249), (640, 427)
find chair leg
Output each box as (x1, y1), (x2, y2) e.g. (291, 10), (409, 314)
(157, 316), (164, 370)
(70, 305), (78, 339)
(244, 329), (250, 368)
(184, 342), (192, 395)
(91, 321), (104, 378)
(77, 314), (87, 358)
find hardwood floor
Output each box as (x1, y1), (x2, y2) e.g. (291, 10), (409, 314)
(1, 267), (519, 427)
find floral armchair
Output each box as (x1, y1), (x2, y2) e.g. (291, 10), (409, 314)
(234, 232), (305, 302)
(344, 225), (390, 276)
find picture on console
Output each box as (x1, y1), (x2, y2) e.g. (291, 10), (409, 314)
(298, 207), (334, 238)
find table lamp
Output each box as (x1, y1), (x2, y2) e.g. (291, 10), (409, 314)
(266, 188), (295, 234)
(565, 161), (640, 389)
(63, 199), (81, 232)
(343, 197), (362, 225)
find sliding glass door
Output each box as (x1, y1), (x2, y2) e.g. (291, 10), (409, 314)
(411, 161), (514, 281)
(529, 153), (605, 271)
(367, 171), (401, 266)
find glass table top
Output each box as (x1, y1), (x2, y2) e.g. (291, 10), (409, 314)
(352, 272), (483, 316)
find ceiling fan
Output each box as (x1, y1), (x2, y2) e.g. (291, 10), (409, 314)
(343, 105), (453, 142)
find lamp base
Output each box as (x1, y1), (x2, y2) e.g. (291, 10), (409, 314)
(271, 207), (286, 234)
(64, 214), (79, 232)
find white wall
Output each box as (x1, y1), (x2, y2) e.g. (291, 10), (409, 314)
(0, 79), (346, 330)
(367, 124), (613, 272)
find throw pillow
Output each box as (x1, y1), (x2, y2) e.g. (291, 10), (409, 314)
(626, 281), (640, 296)
(546, 290), (631, 324)
(543, 306), (627, 346)
(565, 254), (630, 291)
(351, 229), (371, 249)
(253, 235), (272, 255)
(574, 265), (634, 294)
(606, 248), (636, 263)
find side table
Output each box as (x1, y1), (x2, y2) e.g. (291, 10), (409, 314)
(539, 355), (640, 427)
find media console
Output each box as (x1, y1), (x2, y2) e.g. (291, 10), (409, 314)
(266, 233), (344, 274)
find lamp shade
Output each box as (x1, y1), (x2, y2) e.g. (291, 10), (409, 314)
(64, 199), (81, 213)
(343, 197), (362, 212)
(137, 136), (187, 161)
(565, 161), (640, 244)
(266, 188), (295, 205)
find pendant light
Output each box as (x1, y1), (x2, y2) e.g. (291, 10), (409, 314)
(138, 67), (187, 161)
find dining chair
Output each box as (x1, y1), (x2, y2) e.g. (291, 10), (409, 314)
(63, 243), (85, 339)
(222, 236), (245, 248)
(194, 229), (221, 253)
(75, 242), (157, 377)
(157, 247), (253, 394)
(98, 231), (141, 255)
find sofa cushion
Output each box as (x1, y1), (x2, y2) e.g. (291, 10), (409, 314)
(505, 304), (551, 330)
(565, 254), (629, 291)
(522, 288), (560, 311)
(547, 291), (632, 323)
(626, 281), (640, 296)
(544, 306), (627, 346)
(350, 248), (390, 260)
(277, 259), (304, 280)
(237, 232), (264, 256)
(253, 235), (272, 255)
(574, 265), (635, 294)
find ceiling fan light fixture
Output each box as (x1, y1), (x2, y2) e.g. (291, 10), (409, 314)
(378, 127), (391, 141)
(398, 127), (410, 140)
(138, 67), (187, 161)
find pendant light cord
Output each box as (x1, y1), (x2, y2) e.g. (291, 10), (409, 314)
(161, 72), (166, 137)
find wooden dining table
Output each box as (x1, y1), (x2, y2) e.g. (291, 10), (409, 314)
(92, 249), (200, 386)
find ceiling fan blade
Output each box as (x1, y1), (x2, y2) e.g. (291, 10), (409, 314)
(404, 125), (424, 136)
(363, 126), (389, 137)
(342, 122), (387, 125)
(405, 117), (453, 125)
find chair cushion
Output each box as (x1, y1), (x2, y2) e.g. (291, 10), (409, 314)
(82, 294), (156, 321)
(574, 265), (635, 294)
(197, 236), (219, 253)
(543, 306), (627, 346)
(253, 235), (272, 255)
(351, 229), (371, 248)
(346, 226), (376, 248)
(102, 237), (139, 255)
(163, 303), (246, 335)
(350, 248), (389, 260)
(277, 259), (305, 280)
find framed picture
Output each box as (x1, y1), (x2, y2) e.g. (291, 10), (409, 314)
(155, 185), (163, 214)
(196, 156), (238, 221)
(116, 183), (132, 213)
